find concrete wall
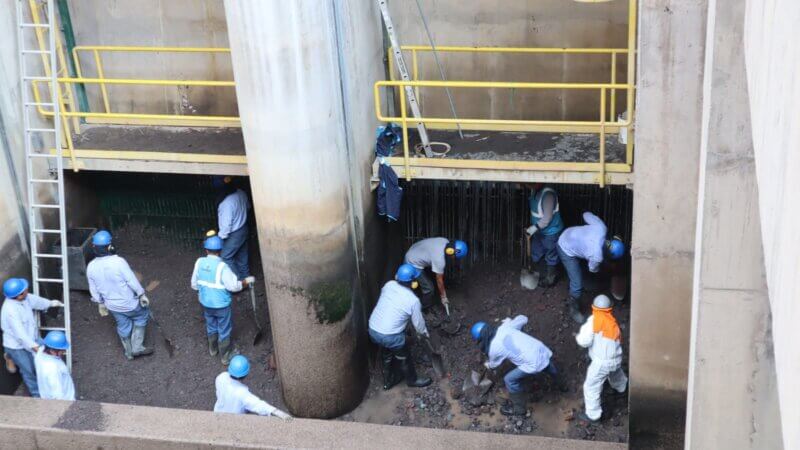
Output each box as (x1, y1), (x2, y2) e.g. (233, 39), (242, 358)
(67, 0), (236, 116)
(743, 1), (800, 448)
(628, 0), (707, 444)
(388, 0), (631, 120)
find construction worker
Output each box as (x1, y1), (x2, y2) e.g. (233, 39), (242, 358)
(556, 212), (625, 324)
(403, 237), (468, 309)
(525, 184), (564, 287)
(213, 176), (251, 280)
(576, 295), (628, 423)
(0, 278), (64, 397)
(471, 315), (567, 417)
(86, 230), (153, 360)
(34, 331), (75, 401)
(214, 355), (292, 420)
(368, 264), (432, 390)
(191, 234), (254, 365)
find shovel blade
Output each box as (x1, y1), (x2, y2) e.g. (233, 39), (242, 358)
(520, 268), (539, 290)
(253, 330), (265, 346)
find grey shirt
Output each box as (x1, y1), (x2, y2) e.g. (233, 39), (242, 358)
(404, 237), (449, 274)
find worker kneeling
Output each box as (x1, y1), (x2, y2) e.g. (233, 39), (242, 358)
(34, 331), (75, 401)
(191, 235), (254, 365)
(576, 295), (628, 423)
(214, 355), (291, 420)
(368, 264), (432, 390)
(472, 315), (567, 417)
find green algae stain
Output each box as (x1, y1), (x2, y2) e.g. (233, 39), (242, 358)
(306, 281), (352, 324)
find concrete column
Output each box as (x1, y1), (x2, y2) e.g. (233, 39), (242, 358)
(629, 1), (707, 443)
(684, 0), (783, 447)
(222, 1), (372, 417)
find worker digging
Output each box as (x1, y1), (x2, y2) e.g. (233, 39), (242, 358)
(404, 237), (468, 310)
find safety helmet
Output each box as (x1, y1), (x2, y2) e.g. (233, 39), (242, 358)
(592, 294), (612, 309)
(446, 240), (468, 259)
(470, 321), (486, 341)
(204, 236), (223, 251)
(3, 278), (29, 298)
(395, 264), (421, 282)
(211, 176), (233, 189)
(92, 230), (112, 247)
(43, 330), (70, 351)
(606, 238), (625, 260)
(228, 355), (250, 378)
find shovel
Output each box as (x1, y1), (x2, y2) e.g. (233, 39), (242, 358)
(420, 333), (447, 379)
(248, 284), (266, 346)
(520, 233), (539, 290)
(148, 309), (174, 357)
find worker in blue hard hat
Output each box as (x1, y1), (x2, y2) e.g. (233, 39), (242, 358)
(34, 331), (75, 401)
(556, 212), (625, 324)
(471, 316), (567, 418)
(0, 278), (64, 397)
(212, 176), (251, 280)
(368, 264), (432, 390)
(191, 232), (255, 365)
(404, 237), (468, 310)
(525, 183), (564, 287)
(214, 355), (292, 420)
(86, 230), (153, 360)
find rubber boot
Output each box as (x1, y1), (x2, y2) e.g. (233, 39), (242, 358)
(381, 348), (402, 390)
(501, 392), (528, 417)
(567, 297), (585, 324)
(540, 264), (558, 287)
(397, 348), (431, 388)
(576, 411), (600, 424)
(208, 334), (219, 356)
(131, 326), (154, 357)
(120, 337), (134, 361)
(219, 337), (237, 366)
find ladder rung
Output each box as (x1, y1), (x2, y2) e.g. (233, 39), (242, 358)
(32, 228), (62, 234)
(22, 50), (52, 55)
(40, 327), (66, 332)
(31, 203), (61, 209)
(19, 23), (51, 28)
(25, 102), (55, 108)
(37, 278), (64, 283)
(29, 178), (59, 184)
(27, 128), (57, 133)
(23, 76), (50, 81)
(29, 153), (59, 158)
(33, 253), (63, 259)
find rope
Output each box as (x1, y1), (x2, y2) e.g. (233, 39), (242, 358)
(414, 141), (451, 157)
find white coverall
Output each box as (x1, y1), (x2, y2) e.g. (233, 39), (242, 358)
(576, 315), (628, 420)
(34, 348), (76, 401)
(214, 372), (277, 416)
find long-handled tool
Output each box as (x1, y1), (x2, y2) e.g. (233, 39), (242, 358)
(420, 333), (447, 379)
(520, 232), (539, 290)
(249, 284), (265, 346)
(148, 309), (174, 357)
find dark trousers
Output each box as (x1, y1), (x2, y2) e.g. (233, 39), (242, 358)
(417, 270), (436, 309)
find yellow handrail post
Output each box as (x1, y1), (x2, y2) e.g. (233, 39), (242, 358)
(610, 52), (617, 122)
(399, 87), (411, 181)
(55, 82), (78, 172)
(93, 49), (111, 113)
(599, 88), (606, 188)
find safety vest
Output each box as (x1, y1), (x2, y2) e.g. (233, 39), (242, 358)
(196, 257), (232, 309)
(529, 187), (564, 236)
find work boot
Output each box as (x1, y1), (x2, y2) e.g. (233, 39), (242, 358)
(500, 392), (528, 417)
(3, 353), (17, 374)
(131, 326), (154, 357)
(120, 337), (134, 361)
(397, 350), (431, 388)
(208, 334), (219, 356)
(219, 337), (237, 366)
(540, 265), (558, 287)
(566, 297), (585, 324)
(381, 348), (402, 390)
(576, 411), (600, 424)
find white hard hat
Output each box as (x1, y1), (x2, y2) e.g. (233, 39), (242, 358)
(593, 294), (612, 309)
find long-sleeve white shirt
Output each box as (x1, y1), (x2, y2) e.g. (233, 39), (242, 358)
(0, 294), (51, 350)
(557, 212), (608, 272)
(404, 237), (449, 274)
(34, 349), (76, 400)
(368, 281), (428, 336)
(217, 189), (249, 239)
(190, 255), (244, 292)
(86, 255), (144, 313)
(214, 372), (276, 416)
(487, 315), (553, 374)
(576, 316), (623, 364)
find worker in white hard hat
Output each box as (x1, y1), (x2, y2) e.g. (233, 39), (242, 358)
(575, 294), (628, 423)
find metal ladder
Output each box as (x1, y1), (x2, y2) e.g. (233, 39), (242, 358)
(16, 0), (72, 370)
(377, 0), (434, 157)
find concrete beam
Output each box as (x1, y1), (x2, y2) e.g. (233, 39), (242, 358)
(59, 157), (247, 176)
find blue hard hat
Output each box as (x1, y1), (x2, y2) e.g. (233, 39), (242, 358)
(607, 238), (625, 260)
(228, 355), (250, 378)
(395, 263), (421, 282)
(454, 240), (468, 259)
(92, 230), (112, 246)
(211, 176), (232, 189)
(470, 321), (486, 341)
(43, 331), (69, 350)
(3, 278), (29, 298)
(204, 236), (223, 251)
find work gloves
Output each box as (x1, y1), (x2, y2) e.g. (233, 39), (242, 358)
(139, 295), (150, 308)
(98, 304), (109, 317)
(243, 276), (256, 287)
(525, 225), (538, 236)
(272, 409), (293, 422)
(49, 300), (64, 308)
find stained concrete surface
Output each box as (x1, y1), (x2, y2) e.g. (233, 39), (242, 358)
(72, 125), (245, 155)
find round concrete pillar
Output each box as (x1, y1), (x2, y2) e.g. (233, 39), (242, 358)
(223, 1), (368, 417)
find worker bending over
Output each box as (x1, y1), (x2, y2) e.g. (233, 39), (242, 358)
(191, 234), (254, 365)
(214, 176), (251, 280)
(86, 230), (153, 360)
(34, 331), (75, 401)
(214, 355), (292, 420)
(576, 295), (628, 423)
(557, 212), (625, 324)
(404, 237), (468, 309)
(0, 278), (63, 397)
(525, 184), (564, 287)
(471, 315), (567, 417)
(368, 264), (432, 390)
